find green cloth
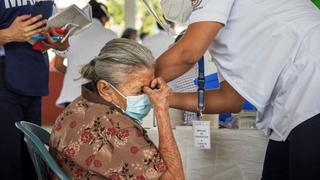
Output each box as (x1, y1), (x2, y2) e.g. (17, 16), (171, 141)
(312, 0), (320, 9)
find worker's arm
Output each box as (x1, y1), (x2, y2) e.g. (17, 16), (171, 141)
(155, 21), (223, 81)
(170, 81), (245, 114)
(0, 15), (47, 45)
(54, 55), (67, 74)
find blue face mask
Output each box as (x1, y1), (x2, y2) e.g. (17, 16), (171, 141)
(110, 85), (152, 124)
(125, 94), (152, 123)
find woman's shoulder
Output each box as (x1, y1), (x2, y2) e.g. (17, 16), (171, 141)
(49, 96), (166, 179)
(50, 96), (112, 145)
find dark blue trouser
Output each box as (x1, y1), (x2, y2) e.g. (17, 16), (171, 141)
(0, 56), (40, 179)
(261, 113), (320, 180)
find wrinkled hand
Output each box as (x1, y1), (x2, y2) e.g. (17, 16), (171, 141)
(143, 77), (172, 111)
(6, 14), (47, 42)
(42, 28), (69, 51)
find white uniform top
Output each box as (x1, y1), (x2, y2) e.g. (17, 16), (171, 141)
(142, 30), (175, 59)
(56, 19), (117, 107)
(190, 0), (320, 141)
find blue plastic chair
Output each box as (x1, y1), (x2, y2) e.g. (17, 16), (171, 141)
(15, 121), (70, 180)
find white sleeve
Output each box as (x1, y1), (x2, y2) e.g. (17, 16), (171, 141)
(189, 0), (235, 25)
(217, 70), (225, 83)
(52, 3), (57, 16)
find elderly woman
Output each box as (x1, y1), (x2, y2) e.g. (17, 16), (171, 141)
(49, 38), (184, 180)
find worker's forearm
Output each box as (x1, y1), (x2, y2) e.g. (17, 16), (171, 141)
(156, 45), (196, 82)
(0, 28), (12, 45)
(55, 63), (67, 74)
(58, 65), (66, 74)
(170, 89), (244, 114)
(156, 22), (223, 82)
(155, 44), (197, 82)
(54, 56), (67, 73)
(155, 108), (184, 180)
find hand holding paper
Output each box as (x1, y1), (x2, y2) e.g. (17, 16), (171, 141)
(32, 27), (69, 51)
(30, 4), (92, 51)
(46, 4), (92, 40)
(42, 28), (69, 51)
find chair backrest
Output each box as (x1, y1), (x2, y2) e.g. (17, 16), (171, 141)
(15, 121), (70, 180)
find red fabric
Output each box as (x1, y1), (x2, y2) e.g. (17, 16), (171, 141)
(32, 27), (66, 52)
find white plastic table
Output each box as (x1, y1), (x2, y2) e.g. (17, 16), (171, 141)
(146, 126), (268, 180)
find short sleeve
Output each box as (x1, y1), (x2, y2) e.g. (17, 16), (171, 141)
(189, 0), (235, 25)
(52, 3), (57, 16)
(217, 70), (225, 83)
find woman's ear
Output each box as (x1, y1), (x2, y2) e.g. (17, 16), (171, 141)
(96, 80), (112, 101)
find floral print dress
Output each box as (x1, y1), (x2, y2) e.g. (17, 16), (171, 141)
(49, 84), (167, 180)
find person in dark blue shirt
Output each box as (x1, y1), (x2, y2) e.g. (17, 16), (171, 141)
(0, 0), (69, 179)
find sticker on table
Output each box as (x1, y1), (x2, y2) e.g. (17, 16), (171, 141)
(193, 120), (211, 149)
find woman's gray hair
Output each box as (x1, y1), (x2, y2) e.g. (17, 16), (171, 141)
(80, 38), (154, 87)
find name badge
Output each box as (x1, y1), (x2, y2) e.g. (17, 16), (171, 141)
(193, 120), (211, 149)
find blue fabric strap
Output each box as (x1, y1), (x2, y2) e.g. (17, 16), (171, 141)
(197, 56), (205, 112)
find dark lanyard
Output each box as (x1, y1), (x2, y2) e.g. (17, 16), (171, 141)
(197, 56), (205, 113)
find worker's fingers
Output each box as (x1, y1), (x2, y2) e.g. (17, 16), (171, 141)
(50, 28), (60, 36)
(43, 32), (59, 44)
(16, 14), (32, 22)
(25, 19), (47, 32)
(25, 27), (47, 38)
(41, 40), (55, 49)
(23, 14), (43, 26)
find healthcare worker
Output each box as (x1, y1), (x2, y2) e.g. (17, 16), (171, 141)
(0, 0), (69, 179)
(154, 0), (320, 179)
(55, 0), (117, 107)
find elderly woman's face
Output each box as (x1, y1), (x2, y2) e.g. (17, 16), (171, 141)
(117, 67), (155, 96)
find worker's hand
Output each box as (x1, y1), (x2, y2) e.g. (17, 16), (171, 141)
(5, 14), (47, 42)
(42, 28), (69, 51)
(143, 77), (172, 112)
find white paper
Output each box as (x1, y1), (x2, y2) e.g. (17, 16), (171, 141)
(193, 121), (211, 149)
(47, 4), (92, 39)
(82, 4), (92, 20)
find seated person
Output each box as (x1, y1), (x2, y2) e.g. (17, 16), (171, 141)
(49, 38), (184, 180)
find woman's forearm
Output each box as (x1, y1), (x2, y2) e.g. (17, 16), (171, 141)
(154, 108), (185, 180)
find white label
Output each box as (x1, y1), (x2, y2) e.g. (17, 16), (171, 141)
(193, 120), (211, 149)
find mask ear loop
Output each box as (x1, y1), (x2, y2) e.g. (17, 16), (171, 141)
(108, 83), (126, 99)
(100, 83), (127, 113)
